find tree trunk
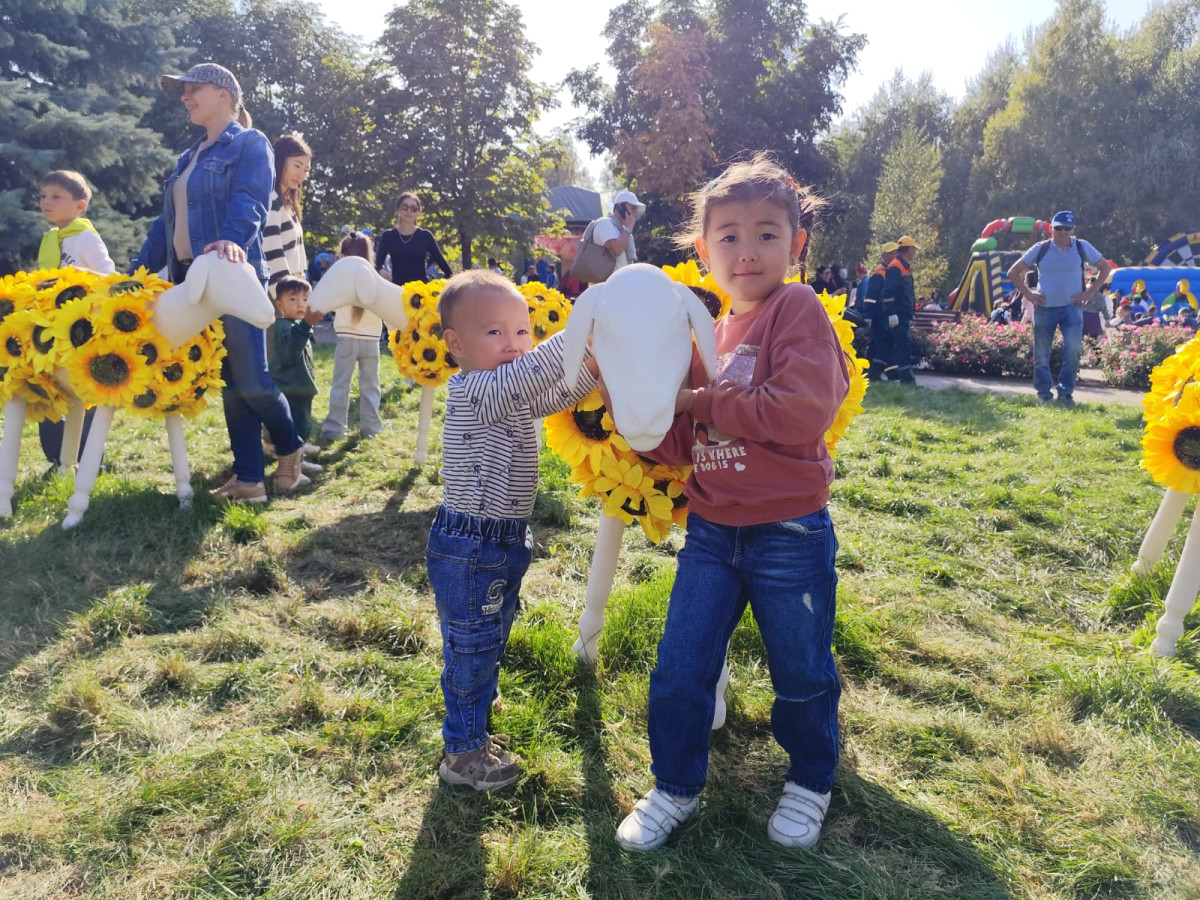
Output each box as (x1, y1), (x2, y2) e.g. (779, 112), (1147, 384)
(459, 232), (473, 271)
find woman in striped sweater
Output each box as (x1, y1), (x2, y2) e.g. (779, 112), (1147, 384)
(263, 133), (311, 298)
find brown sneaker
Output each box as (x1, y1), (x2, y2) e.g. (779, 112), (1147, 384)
(210, 476), (268, 503)
(438, 734), (523, 791)
(273, 447), (311, 493)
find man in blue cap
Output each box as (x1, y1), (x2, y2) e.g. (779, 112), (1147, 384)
(1008, 211), (1111, 404)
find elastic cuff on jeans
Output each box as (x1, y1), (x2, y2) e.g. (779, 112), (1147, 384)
(654, 779), (703, 801)
(444, 735), (488, 756)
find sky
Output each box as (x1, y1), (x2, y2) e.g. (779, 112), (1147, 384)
(312, 0), (1157, 179)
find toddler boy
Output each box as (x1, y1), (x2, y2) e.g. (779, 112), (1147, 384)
(268, 276), (324, 455)
(428, 270), (598, 791)
(37, 170), (113, 466)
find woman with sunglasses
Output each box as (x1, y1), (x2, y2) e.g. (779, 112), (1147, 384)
(376, 192), (452, 286)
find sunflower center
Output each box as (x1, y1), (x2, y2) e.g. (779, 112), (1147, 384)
(188, 344), (203, 362)
(444, 351), (456, 367)
(655, 478), (688, 510)
(690, 286), (723, 319)
(1173, 426), (1200, 470)
(32, 326), (54, 354)
(5, 336), (21, 356)
(28, 381), (49, 399)
(133, 389), (158, 408)
(56, 285), (88, 307)
(548, 309), (560, 323)
(0, 298), (13, 321)
(422, 347), (438, 363)
(89, 353), (130, 387)
(163, 363), (184, 383)
(113, 309), (141, 332)
(138, 342), (158, 364)
(429, 323), (443, 339)
(572, 405), (612, 442)
(69, 318), (94, 347)
(621, 496), (648, 517)
(108, 280), (142, 295)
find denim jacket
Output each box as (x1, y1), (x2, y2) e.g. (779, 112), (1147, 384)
(132, 122), (274, 281)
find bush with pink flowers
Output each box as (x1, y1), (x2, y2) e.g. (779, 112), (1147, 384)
(1088, 323), (1195, 389)
(911, 316), (1059, 378)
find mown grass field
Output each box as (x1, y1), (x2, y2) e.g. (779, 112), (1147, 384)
(2, 347), (1199, 899)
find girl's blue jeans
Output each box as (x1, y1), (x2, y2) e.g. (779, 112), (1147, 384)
(426, 505), (532, 754)
(649, 509), (841, 798)
(219, 315), (302, 483)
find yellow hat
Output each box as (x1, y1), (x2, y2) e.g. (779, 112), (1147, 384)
(896, 235), (920, 249)
(881, 241), (900, 253)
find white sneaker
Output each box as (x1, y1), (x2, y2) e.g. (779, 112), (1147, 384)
(767, 783), (830, 849)
(615, 788), (698, 851)
(301, 442), (322, 456)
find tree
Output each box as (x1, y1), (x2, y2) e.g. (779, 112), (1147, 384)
(868, 126), (947, 296)
(374, 0), (555, 268)
(0, 0), (183, 274)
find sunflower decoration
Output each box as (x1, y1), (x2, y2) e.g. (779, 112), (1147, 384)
(96, 290), (154, 340)
(16, 370), (72, 423)
(661, 260), (731, 319)
(519, 282), (572, 342)
(47, 295), (100, 355)
(0, 310), (36, 393)
(31, 268), (95, 315)
(67, 333), (154, 408)
(389, 279), (459, 385)
(1142, 382), (1200, 494)
(1144, 337), (1200, 425)
(543, 389), (633, 471)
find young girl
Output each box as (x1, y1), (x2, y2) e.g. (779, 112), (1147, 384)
(613, 155), (851, 852)
(319, 231), (383, 442)
(264, 133), (311, 299)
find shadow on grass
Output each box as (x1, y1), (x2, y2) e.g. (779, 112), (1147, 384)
(0, 477), (223, 676)
(392, 781), (488, 900)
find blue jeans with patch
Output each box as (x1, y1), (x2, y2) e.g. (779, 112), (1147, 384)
(426, 505), (532, 754)
(1033, 304), (1083, 399)
(648, 509), (841, 798)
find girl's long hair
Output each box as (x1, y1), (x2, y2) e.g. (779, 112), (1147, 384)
(273, 133), (312, 221)
(340, 231), (374, 323)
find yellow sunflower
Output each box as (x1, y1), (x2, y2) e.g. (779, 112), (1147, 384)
(98, 291), (154, 339)
(48, 296), (99, 352)
(1145, 339), (1200, 424)
(518, 283), (572, 343)
(661, 260), (731, 319)
(0, 310), (35, 370)
(17, 371), (72, 423)
(1143, 388), (1200, 493)
(590, 455), (676, 528)
(544, 389), (632, 472)
(68, 336), (153, 408)
(32, 268), (95, 315)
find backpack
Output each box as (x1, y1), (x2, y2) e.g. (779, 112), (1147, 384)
(1030, 238), (1105, 312)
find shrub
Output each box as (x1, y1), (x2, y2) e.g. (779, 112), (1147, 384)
(914, 317), (1061, 378)
(1090, 324), (1195, 390)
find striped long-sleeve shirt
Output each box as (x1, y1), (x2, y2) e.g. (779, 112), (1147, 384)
(440, 332), (597, 519)
(262, 193), (307, 297)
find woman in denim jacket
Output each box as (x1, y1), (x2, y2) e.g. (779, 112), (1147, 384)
(132, 63), (307, 501)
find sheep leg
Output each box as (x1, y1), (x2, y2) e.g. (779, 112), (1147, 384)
(711, 656), (731, 731)
(1132, 488), (1190, 575)
(57, 400), (85, 476)
(164, 414), (193, 510)
(1151, 503), (1200, 657)
(0, 398), (27, 518)
(414, 385), (434, 465)
(62, 405), (115, 530)
(574, 512), (624, 664)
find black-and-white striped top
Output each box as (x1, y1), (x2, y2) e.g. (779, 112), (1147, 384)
(263, 193), (307, 297)
(440, 332), (597, 519)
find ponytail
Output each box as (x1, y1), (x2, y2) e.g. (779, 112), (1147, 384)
(236, 103), (252, 129)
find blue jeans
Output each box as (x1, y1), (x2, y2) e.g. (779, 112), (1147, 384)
(220, 315), (302, 483)
(426, 505), (532, 754)
(1033, 304), (1083, 399)
(648, 509), (841, 798)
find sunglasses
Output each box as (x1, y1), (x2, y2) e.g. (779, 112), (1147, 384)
(399, 204), (420, 212)
(1053, 225), (1074, 231)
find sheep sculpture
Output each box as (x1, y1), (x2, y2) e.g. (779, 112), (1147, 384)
(0, 253), (274, 528)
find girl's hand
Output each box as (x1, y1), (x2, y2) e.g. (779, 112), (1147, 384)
(203, 240), (245, 263)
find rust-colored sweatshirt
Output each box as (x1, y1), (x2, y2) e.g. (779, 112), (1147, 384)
(651, 282), (850, 526)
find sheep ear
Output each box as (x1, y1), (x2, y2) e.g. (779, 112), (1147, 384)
(561, 285), (600, 391)
(353, 260), (377, 307)
(185, 254), (211, 305)
(680, 284), (719, 383)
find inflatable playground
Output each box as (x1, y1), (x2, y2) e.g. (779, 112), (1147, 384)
(948, 220), (1200, 315)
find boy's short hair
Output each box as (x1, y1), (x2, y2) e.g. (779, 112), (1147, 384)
(40, 170), (92, 203)
(274, 275), (311, 300)
(438, 270), (521, 331)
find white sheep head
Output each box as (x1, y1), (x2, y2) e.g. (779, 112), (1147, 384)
(306, 256), (409, 332)
(562, 263), (718, 452)
(151, 252), (275, 348)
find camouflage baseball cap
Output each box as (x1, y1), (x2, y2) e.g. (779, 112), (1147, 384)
(161, 63), (242, 107)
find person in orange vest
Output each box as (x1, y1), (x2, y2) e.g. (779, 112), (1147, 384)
(879, 235), (919, 383)
(863, 241), (898, 382)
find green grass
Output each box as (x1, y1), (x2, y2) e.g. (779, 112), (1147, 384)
(2, 357), (1200, 898)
